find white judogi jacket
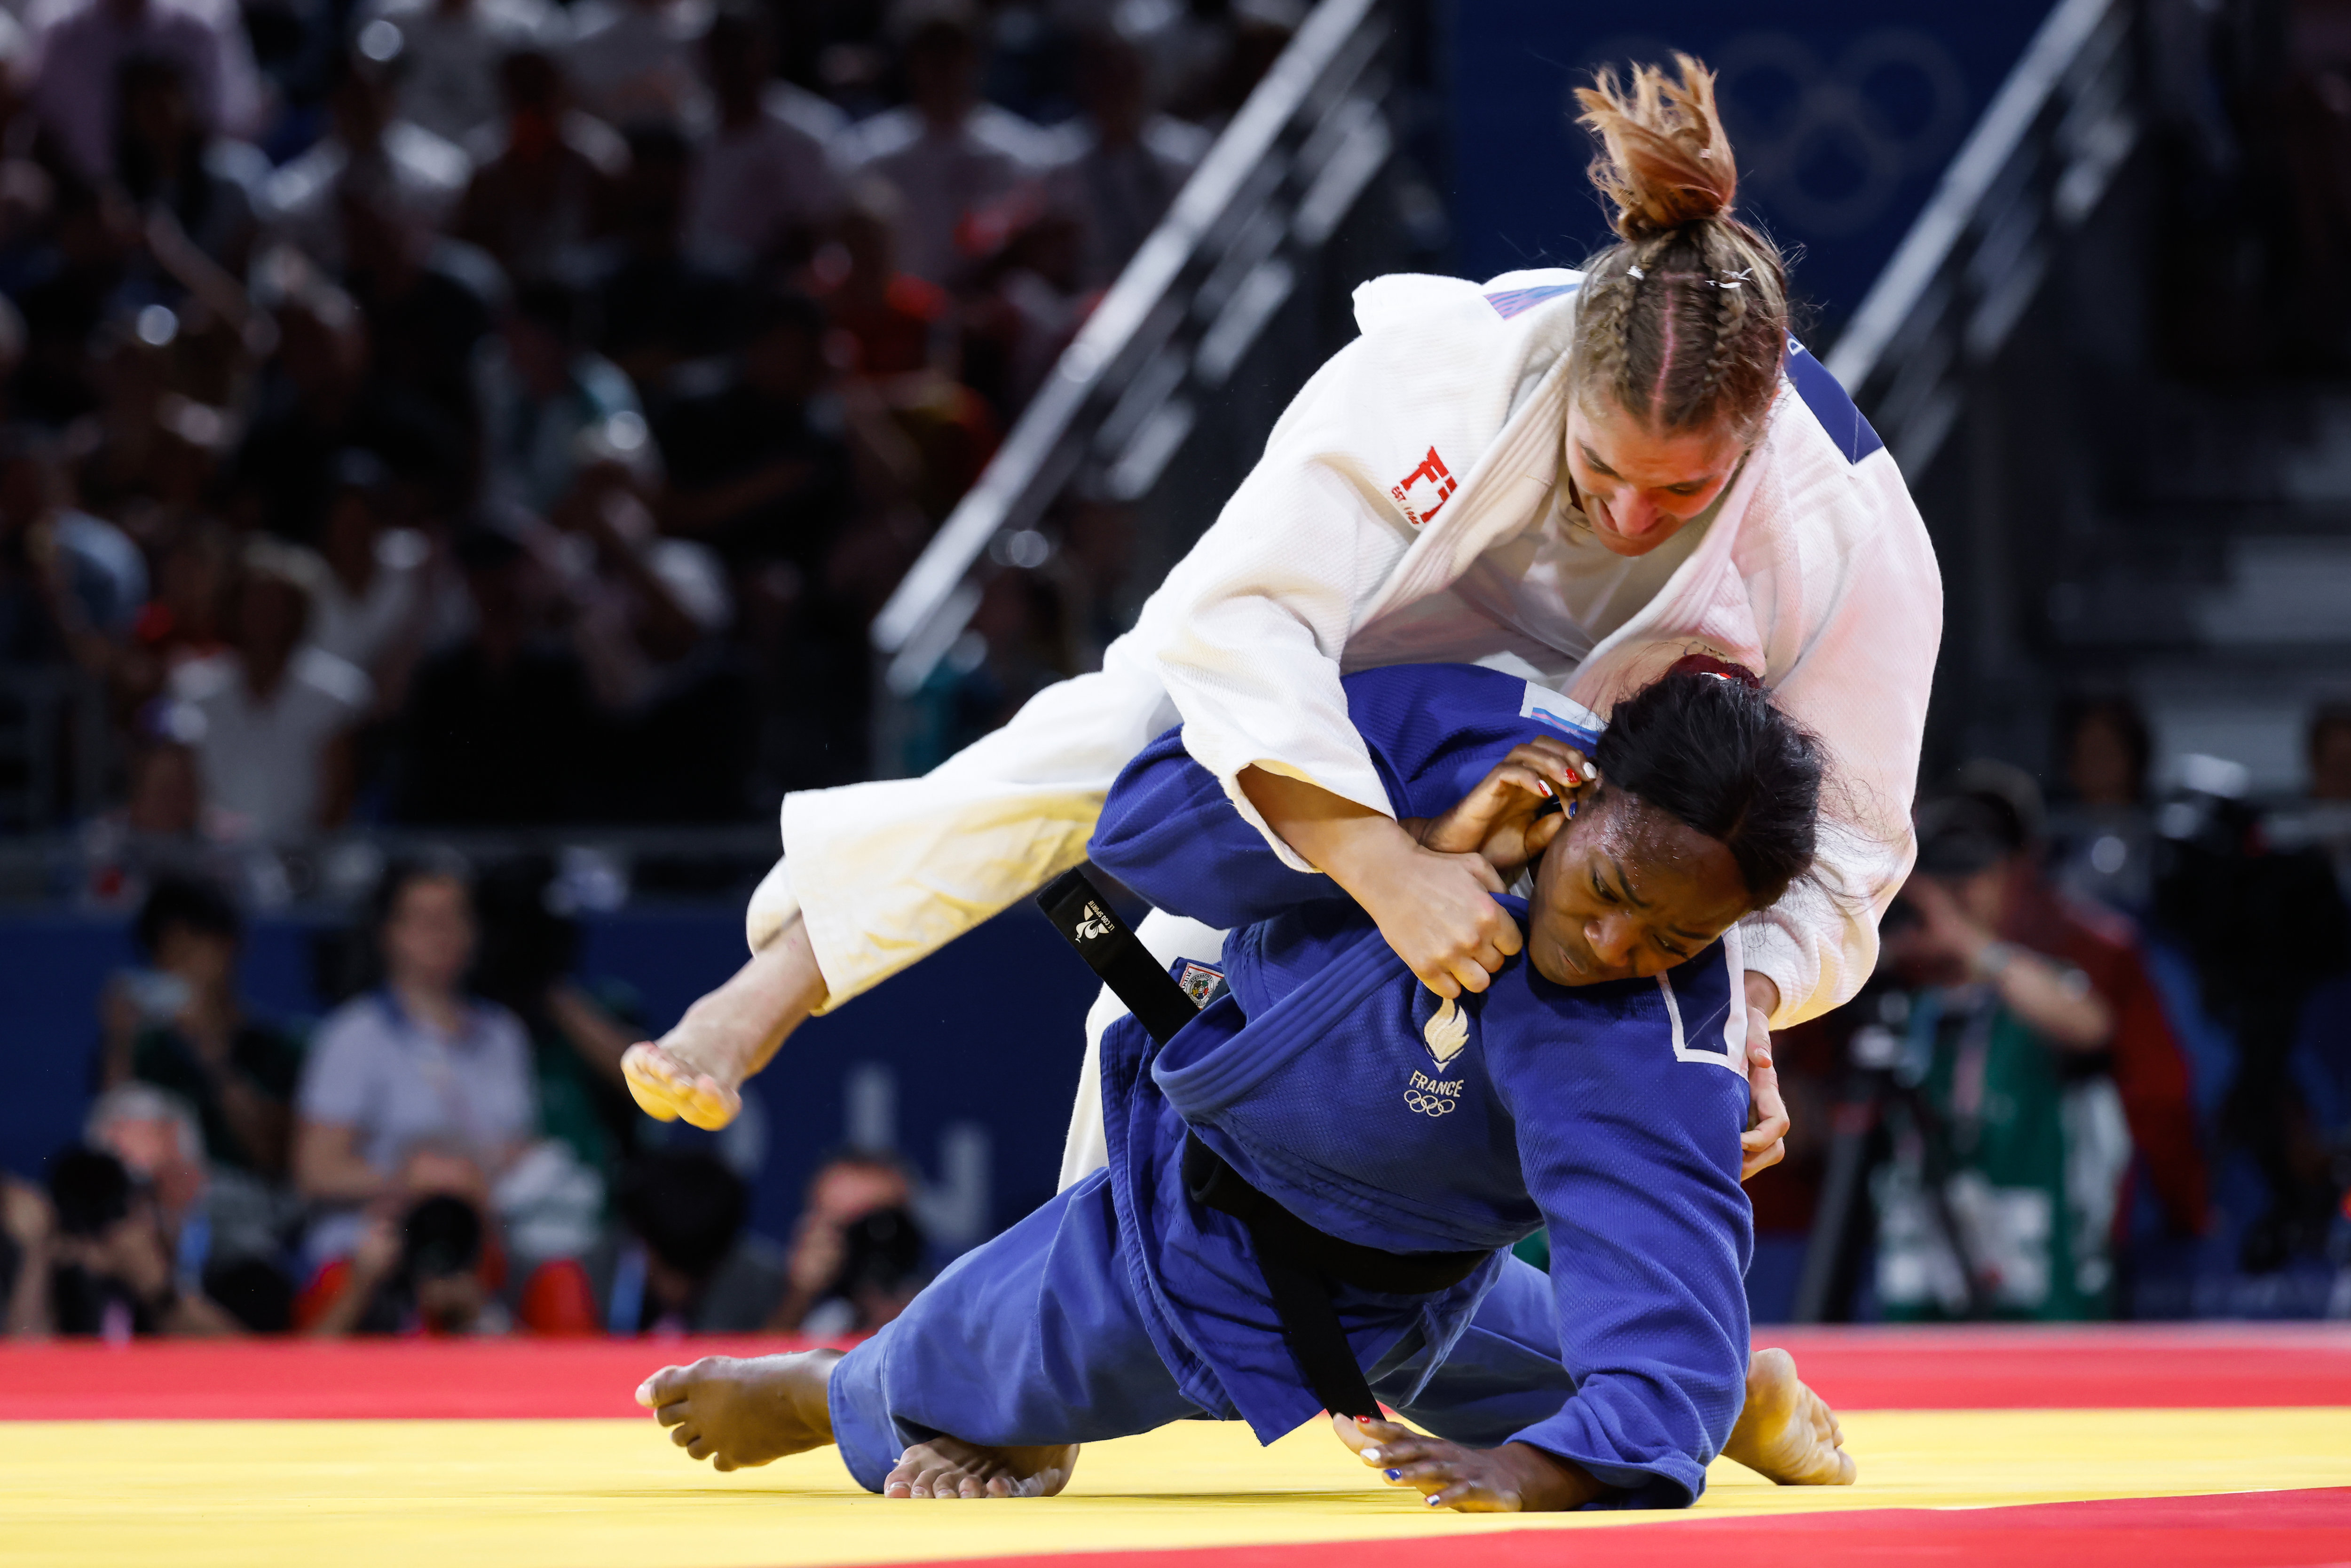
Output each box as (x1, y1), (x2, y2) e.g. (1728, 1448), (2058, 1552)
(760, 268), (1942, 1028)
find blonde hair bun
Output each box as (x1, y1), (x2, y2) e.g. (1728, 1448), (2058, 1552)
(1573, 54), (1738, 240)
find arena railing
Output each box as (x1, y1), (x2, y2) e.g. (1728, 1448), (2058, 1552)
(0, 823), (786, 910)
(1823, 0), (2137, 477)
(867, 0), (1405, 776)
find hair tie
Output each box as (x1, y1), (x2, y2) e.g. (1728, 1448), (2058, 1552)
(1668, 653), (1763, 689)
(1626, 264), (1645, 280)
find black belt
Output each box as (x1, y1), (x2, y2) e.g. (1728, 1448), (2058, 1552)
(1038, 867), (1489, 1419)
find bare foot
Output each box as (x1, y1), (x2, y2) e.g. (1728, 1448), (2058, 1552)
(883, 1436), (1080, 1499)
(638, 1351), (840, 1471)
(621, 925), (829, 1129)
(622, 1040), (745, 1131)
(1723, 1347), (1856, 1485)
(1330, 1415), (1600, 1512)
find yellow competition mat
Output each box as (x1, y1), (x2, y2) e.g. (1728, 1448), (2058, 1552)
(4, 1407), (2348, 1568)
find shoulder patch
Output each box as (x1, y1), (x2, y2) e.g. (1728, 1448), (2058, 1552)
(1519, 682), (1604, 749)
(1785, 337), (1884, 464)
(1484, 281), (1581, 320)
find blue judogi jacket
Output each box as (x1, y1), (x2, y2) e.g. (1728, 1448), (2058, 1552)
(1088, 663), (1754, 1507)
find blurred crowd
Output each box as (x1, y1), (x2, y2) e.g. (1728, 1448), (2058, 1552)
(0, 849), (933, 1337)
(1753, 697), (2351, 1321)
(0, 0), (1290, 866)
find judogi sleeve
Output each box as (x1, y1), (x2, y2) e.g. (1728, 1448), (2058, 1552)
(1482, 945), (1754, 1506)
(1734, 400), (1942, 1026)
(1089, 665), (1551, 928)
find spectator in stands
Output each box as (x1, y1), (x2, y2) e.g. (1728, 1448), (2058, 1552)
(233, 266), (466, 543)
(834, 0), (1059, 289)
(478, 278), (645, 516)
(293, 854), (537, 1262)
(2049, 694), (2159, 916)
(453, 47), (625, 286)
(1875, 785), (2131, 1320)
(393, 520), (598, 823)
(544, 1150), (783, 1333)
(2, 1175), (57, 1336)
(111, 52), (270, 278)
(960, 193), (1086, 417)
(263, 39), (472, 274)
(101, 874), (303, 1179)
(337, 175), (502, 450)
(84, 1083), (295, 1331)
(682, 1), (839, 271)
(308, 449), (436, 683)
(0, 435), (146, 678)
(809, 181), (950, 380)
(304, 1187), (509, 1335)
(358, 0), (568, 150)
(767, 1148), (923, 1334)
(901, 561), (1072, 774)
(1049, 27), (1207, 292)
(2313, 702), (2351, 802)
(2307, 701), (2351, 904)
(42, 1145), (243, 1336)
(586, 121), (743, 384)
(547, 459), (750, 820)
(28, 0), (263, 184)
(562, 0), (710, 132)
(1964, 761), (2212, 1241)
(653, 286), (852, 571)
(164, 536), (370, 842)
(467, 855), (650, 1179)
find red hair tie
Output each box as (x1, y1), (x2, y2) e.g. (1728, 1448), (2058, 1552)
(1667, 653), (1763, 689)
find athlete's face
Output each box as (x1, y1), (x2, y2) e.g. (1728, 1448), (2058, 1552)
(1524, 790), (1753, 986)
(1561, 393), (1747, 557)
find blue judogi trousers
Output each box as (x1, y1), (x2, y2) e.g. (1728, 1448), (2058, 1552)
(827, 1170), (1570, 1491)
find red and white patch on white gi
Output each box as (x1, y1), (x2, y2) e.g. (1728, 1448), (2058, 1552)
(1389, 446), (1457, 528)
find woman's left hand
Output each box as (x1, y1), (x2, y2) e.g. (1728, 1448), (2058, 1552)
(1332, 1415), (1599, 1512)
(1411, 740), (1597, 879)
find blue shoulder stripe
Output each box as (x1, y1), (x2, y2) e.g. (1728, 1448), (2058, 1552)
(1785, 337), (1883, 464)
(1483, 282), (1581, 321)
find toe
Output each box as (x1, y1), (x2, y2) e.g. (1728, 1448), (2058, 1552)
(678, 1079), (742, 1132)
(621, 1047), (686, 1121)
(639, 1363), (692, 1410)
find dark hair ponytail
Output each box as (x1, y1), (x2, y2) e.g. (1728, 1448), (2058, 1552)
(1591, 663), (1824, 908)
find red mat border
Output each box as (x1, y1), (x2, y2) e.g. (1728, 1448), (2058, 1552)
(3, 1326), (2348, 1421)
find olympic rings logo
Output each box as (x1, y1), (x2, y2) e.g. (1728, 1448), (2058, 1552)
(1571, 29), (1970, 237)
(1404, 1090), (1459, 1117)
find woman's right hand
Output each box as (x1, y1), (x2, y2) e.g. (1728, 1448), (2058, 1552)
(1350, 837), (1523, 998)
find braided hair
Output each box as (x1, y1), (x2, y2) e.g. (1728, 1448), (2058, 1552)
(1570, 55), (1789, 439)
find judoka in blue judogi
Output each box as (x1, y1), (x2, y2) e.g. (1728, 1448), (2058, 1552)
(639, 664), (1854, 1510)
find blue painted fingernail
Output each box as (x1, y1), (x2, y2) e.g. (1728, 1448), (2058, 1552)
(1426, 1495), (1442, 1506)
(1384, 1469), (1402, 1481)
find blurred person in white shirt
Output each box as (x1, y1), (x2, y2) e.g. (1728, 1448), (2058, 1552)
(562, 0), (710, 131)
(26, 0), (261, 183)
(164, 536), (370, 843)
(682, 0), (839, 270)
(833, 0), (1058, 288)
(263, 35), (471, 271)
(356, 0), (568, 149)
(1045, 26), (1205, 291)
